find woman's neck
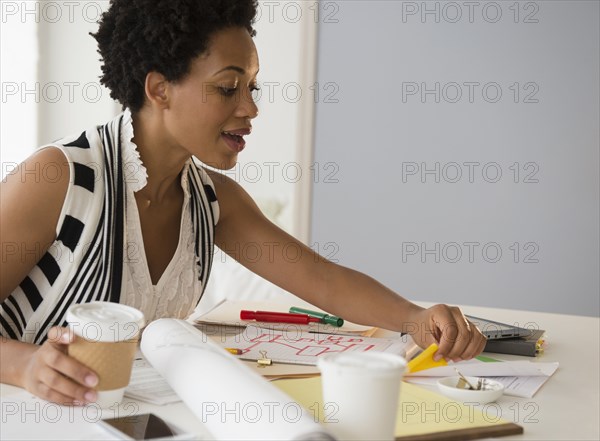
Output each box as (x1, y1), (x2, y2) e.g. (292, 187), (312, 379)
(130, 109), (190, 204)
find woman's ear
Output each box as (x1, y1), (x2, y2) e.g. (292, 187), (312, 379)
(144, 71), (169, 108)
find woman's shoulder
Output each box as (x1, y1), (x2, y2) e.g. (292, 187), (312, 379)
(0, 147), (71, 300)
(201, 166), (262, 223)
(4, 146), (71, 212)
(202, 166), (243, 200)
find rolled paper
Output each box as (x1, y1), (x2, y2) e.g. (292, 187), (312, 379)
(141, 319), (334, 441)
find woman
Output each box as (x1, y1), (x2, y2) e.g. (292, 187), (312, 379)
(0, 0), (486, 405)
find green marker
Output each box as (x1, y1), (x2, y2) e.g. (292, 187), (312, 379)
(289, 307), (344, 327)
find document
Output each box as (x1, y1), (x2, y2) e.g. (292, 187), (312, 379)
(405, 359), (559, 377)
(125, 357), (181, 405)
(487, 375), (554, 398)
(207, 326), (417, 366)
(404, 359), (559, 398)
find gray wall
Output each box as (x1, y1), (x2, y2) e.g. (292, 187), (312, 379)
(311, 1), (599, 316)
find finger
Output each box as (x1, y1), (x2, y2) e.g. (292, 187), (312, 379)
(448, 311), (487, 360)
(444, 308), (472, 361)
(42, 343), (99, 389)
(465, 322), (487, 358)
(35, 381), (81, 406)
(433, 307), (459, 361)
(46, 326), (74, 347)
(39, 366), (97, 404)
(459, 325), (478, 360)
(454, 321), (486, 360)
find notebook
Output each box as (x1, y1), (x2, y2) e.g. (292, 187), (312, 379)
(274, 377), (523, 440)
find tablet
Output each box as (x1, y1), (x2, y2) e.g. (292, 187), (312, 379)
(466, 315), (536, 340)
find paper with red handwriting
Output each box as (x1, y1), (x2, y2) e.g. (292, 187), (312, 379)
(210, 327), (417, 366)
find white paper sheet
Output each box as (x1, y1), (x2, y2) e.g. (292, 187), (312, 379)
(406, 359), (559, 377)
(207, 326), (414, 366)
(404, 374), (553, 398)
(404, 359), (559, 398)
(125, 357), (181, 405)
(140, 319), (335, 441)
(488, 375), (554, 398)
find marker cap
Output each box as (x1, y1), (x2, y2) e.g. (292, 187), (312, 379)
(289, 307), (344, 327)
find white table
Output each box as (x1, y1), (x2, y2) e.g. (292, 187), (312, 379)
(405, 303), (600, 440)
(1, 304), (598, 440)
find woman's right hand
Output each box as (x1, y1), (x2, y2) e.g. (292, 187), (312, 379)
(20, 327), (99, 405)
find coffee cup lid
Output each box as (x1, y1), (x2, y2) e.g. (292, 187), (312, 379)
(66, 302), (145, 342)
(318, 352), (406, 376)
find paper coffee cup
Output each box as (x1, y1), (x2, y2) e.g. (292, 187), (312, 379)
(66, 302), (145, 408)
(317, 352), (407, 441)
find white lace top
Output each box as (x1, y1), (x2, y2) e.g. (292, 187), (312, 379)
(119, 109), (206, 322)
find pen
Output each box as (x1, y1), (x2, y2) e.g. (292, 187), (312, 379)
(240, 310), (321, 324)
(289, 307), (344, 327)
(225, 347), (243, 355)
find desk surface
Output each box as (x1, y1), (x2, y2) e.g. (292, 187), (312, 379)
(1, 303), (599, 440)
(404, 303), (600, 440)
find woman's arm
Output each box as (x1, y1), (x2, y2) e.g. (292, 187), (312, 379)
(0, 328), (98, 404)
(1, 147), (69, 300)
(210, 171), (486, 361)
(0, 148), (99, 404)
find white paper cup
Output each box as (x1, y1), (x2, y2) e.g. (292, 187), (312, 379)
(317, 352), (406, 441)
(66, 302), (145, 408)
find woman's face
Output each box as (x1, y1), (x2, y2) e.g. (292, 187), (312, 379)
(162, 27), (259, 170)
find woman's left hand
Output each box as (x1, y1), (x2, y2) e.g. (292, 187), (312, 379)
(408, 304), (487, 362)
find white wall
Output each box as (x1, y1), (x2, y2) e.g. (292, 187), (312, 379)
(201, 2), (319, 312)
(223, 1), (317, 239)
(1, 0), (119, 180)
(36, 1), (120, 145)
(311, 1), (600, 316)
(1, 4), (38, 177)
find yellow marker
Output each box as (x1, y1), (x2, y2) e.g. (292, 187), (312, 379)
(407, 343), (448, 373)
(225, 347), (243, 355)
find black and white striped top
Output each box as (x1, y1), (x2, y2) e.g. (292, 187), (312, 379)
(0, 112), (219, 344)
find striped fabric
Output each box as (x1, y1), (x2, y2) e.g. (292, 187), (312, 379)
(0, 113), (218, 344)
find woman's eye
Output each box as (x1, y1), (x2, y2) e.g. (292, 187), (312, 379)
(218, 84), (261, 99)
(250, 85), (260, 97)
(218, 86), (237, 96)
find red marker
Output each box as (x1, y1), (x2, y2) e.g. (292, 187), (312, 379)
(240, 310), (321, 324)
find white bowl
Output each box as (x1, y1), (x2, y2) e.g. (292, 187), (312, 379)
(437, 376), (504, 404)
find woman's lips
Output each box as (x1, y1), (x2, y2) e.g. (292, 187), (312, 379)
(221, 132), (246, 153)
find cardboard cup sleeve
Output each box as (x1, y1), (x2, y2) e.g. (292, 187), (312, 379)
(68, 337), (138, 390)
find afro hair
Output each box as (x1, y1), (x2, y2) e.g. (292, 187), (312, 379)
(91, 0), (258, 112)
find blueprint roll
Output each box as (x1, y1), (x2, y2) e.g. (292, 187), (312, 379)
(140, 319), (334, 441)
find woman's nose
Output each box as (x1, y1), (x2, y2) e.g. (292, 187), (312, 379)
(236, 88), (259, 119)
